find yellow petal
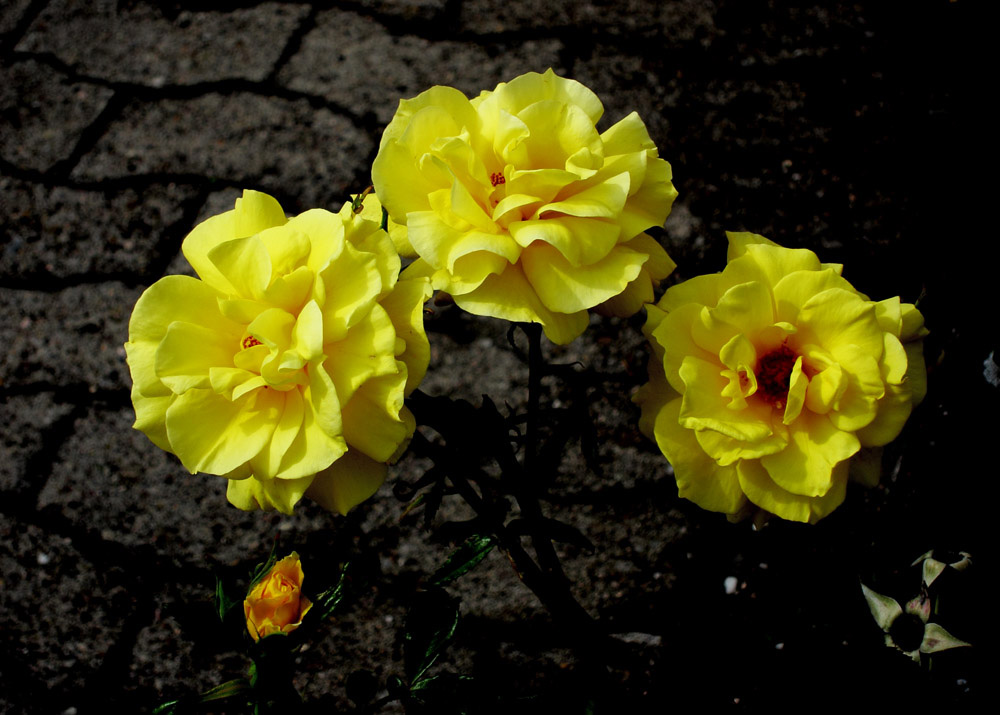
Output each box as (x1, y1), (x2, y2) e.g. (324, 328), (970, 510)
(594, 266), (654, 317)
(899, 302), (928, 341)
(600, 110), (656, 155)
(759, 411), (859, 498)
(207, 236), (272, 301)
(826, 343), (883, 432)
(234, 189), (287, 235)
(658, 272), (725, 312)
(454, 263), (589, 345)
(805, 362), (846, 414)
(407, 210), (520, 274)
(617, 155), (677, 241)
(272, 363), (347, 480)
(782, 356), (808, 425)
(856, 382), (914, 447)
(651, 303), (717, 394)
(257, 225), (311, 278)
(772, 268), (854, 324)
(506, 69), (602, 121)
(706, 281), (775, 348)
(539, 171), (630, 220)
(249, 387), (306, 480)
(323, 303), (399, 407)
(306, 449), (388, 516)
(622, 233), (676, 282)
(165, 387), (283, 475)
(509, 215), (620, 267)
(652, 398), (747, 515)
(873, 296), (903, 336)
(340, 372), (411, 462)
(694, 425), (787, 466)
(798, 288), (883, 360)
(736, 240), (823, 289)
(291, 300), (324, 363)
(316, 240), (383, 342)
(226, 473), (313, 514)
(155, 321), (236, 394)
(520, 241), (645, 314)
(262, 265), (314, 317)
(131, 386), (173, 451)
(181, 190), (285, 293)
(678, 356), (775, 442)
(379, 275), (433, 395)
(127, 277), (240, 398)
(737, 458), (848, 524)
(632, 348), (677, 441)
(725, 231), (779, 260)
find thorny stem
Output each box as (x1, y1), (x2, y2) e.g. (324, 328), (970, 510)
(406, 387), (604, 650)
(447, 468), (597, 639)
(518, 323), (568, 582)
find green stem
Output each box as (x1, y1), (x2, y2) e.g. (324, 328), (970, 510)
(517, 323), (566, 582)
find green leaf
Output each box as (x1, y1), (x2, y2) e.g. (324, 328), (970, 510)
(920, 622), (972, 653)
(314, 561), (351, 621)
(861, 582), (902, 631)
(431, 534), (497, 587)
(404, 588), (460, 683)
(248, 540), (280, 591)
(199, 678), (252, 703)
(152, 700), (181, 715)
(386, 674), (407, 697)
(215, 575), (240, 623)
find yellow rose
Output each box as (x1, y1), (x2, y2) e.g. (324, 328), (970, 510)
(124, 190), (432, 515)
(634, 232), (927, 523)
(372, 68), (678, 344)
(244, 552), (313, 641)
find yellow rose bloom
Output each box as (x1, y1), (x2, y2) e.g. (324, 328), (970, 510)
(244, 552), (312, 641)
(634, 232), (927, 523)
(124, 190), (432, 515)
(372, 68), (678, 344)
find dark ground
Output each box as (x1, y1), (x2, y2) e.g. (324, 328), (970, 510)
(1, 1), (995, 713)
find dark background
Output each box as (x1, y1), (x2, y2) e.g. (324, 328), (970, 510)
(1, 1), (993, 712)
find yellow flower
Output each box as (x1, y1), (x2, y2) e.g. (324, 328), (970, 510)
(124, 190), (431, 515)
(372, 68), (678, 344)
(244, 552), (312, 641)
(635, 233), (927, 523)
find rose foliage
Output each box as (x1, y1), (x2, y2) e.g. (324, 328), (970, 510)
(125, 190), (431, 515)
(635, 233), (927, 523)
(244, 552), (312, 641)
(372, 68), (678, 344)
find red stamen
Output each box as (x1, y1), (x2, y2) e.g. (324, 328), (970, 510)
(490, 172), (505, 187)
(757, 344), (797, 408)
(242, 335), (262, 350)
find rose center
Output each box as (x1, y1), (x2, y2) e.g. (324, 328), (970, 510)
(756, 344), (797, 408)
(490, 172), (505, 187)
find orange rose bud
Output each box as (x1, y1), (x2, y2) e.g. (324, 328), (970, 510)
(244, 552), (313, 642)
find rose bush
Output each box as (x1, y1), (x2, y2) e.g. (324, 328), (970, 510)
(372, 68), (678, 344)
(635, 232), (927, 523)
(244, 552), (312, 641)
(125, 190), (431, 515)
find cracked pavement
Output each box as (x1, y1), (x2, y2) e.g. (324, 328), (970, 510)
(0, 1), (991, 712)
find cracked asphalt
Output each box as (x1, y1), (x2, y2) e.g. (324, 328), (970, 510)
(0, 1), (992, 713)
